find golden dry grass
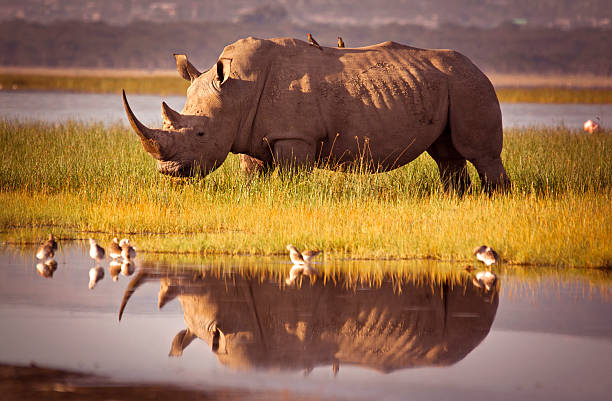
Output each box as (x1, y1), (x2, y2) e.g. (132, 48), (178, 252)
(0, 120), (610, 268)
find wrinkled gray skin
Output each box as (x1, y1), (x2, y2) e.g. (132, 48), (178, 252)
(119, 268), (499, 372)
(123, 37), (510, 192)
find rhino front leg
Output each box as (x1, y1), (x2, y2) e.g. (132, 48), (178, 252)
(272, 139), (316, 173)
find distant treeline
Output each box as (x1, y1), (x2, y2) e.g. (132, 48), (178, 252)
(1, 19), (611, 75)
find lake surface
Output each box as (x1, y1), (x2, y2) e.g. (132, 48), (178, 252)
(1, 90), (611, 129)
(1, 242), (610, 400)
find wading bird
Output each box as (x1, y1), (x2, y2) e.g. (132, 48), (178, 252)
(473, 245), (499, 266)
(120, 238), (136, 261)
(584, 117), (600, 133)
(109, 237), (122, 260)
(286, 244), (322, 265)
(89, 239), (105, 263)
(36, 234), (57, 260)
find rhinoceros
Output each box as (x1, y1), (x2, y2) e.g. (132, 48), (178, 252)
(119, 267), (499, 373)
(123, 37), (510, 192)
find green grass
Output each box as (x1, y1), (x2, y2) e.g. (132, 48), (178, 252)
(2, 73), (612, 103)
(0, 120), (611, 268)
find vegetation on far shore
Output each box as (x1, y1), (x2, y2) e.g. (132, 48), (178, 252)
(2, 73), (612, 104)
(0, 74), (189, 96)
(0, 120), (610, 268)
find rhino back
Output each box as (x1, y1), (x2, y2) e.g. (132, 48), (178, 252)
(220, 38), (485, 169)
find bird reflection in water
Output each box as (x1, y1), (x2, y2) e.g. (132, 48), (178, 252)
(34, 234), (58, 278)
(118, 264), (499, 376)
(109, 260), (122, 282)
(36, 259), (57, 278)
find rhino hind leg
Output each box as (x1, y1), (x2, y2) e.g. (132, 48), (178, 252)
(427, 129), (471, 195)
(469, 156), (511, 193)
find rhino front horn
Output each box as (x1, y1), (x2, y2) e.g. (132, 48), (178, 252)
(122, 90), (170, 160)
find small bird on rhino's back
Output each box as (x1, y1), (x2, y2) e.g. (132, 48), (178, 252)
(337, 36), (345, 48)
(307, 33), (322, 50)
(473, 245), (499, 266)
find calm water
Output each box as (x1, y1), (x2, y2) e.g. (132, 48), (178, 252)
(1, 243), (610, 401)
(1, 90), (611, 129)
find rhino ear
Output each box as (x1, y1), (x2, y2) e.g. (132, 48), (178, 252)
(216, 58), (232, 87)
(174, 53), (201, 82)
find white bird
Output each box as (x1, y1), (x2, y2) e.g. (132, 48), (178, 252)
(584, 117), (600, 134)
(473, 245), (499, 266)
(109, 237), (122, 260)
(286, 244), (322, 265)
(88, 266), (104, 289)
(36, 243), (54, 260)
(302, 250), (322, 264)
(287, 244), (305, 265)
(473, 270), (498, 291)
(89, 239), (105, 262)
(120, 238), (136, 261)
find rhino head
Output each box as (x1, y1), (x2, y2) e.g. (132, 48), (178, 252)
(123, 56), (236, 177)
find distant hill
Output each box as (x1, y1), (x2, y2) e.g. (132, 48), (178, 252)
(1, 0), (611, 29)
(1, 19), (611, 75)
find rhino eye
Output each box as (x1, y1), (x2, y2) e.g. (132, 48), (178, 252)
(197, 132), (205, 137)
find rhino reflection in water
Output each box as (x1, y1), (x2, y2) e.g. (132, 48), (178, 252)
(119, 268), (498, 373)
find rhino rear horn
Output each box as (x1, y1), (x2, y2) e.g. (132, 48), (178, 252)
(174, 53), (201, 82)
(161, 102), (183, 127)
(122, 90), (171, 160)
(169, 328), (197, 357)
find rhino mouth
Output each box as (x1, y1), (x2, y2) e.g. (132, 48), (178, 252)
(157, 160), (194, 177)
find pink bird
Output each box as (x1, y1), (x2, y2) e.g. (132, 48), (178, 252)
(584, 118), (600, 134)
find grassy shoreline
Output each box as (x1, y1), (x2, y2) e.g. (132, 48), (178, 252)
(1, 120), (611, 268)
(2, 72), (612, 103)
